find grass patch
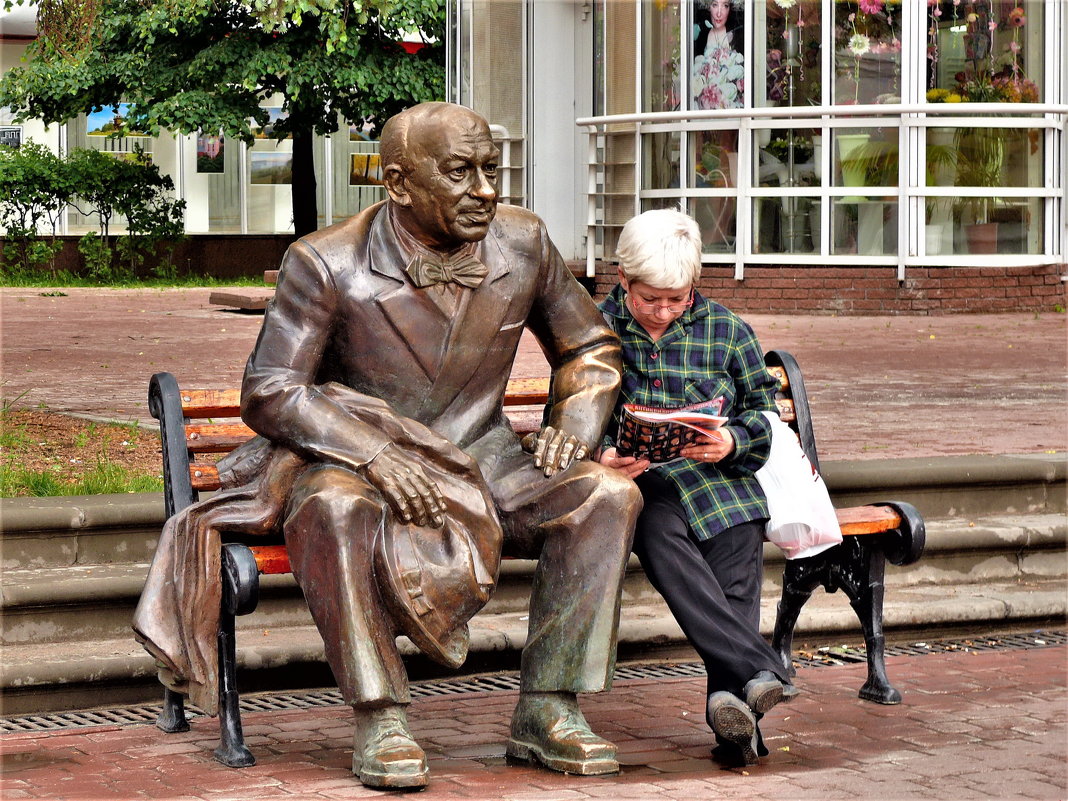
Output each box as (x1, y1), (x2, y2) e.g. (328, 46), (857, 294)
(0, 272), (267, 289)
(0, 462), (164, 497)
(0, 407), (164, 497)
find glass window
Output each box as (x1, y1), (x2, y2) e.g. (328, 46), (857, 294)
(756, 0), (821, 108)
(925, 197), (1042, 256)
(643, 0), (682, 112)
(925, 1), (1043, 103)
(832, 195), (897, 256)
(643, 131), (681, 189)
(754, 127), (821, 188)
(833, 1), (902, 105)
(596, 0), (638, 118)
(66, 106), (171, 234)
(928, 126), (1043, 189)
(834, 126), (898, 189)
(332, 121), (385, 225)
(246, 109), (294, 234)
(692, 0), (745, 110)
(753, 195), (821, 254)
(183, 132), (241, 233)
(691, 128), (738, 253)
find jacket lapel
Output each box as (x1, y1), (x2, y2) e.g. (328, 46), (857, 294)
(419, 230), (514, 418)
(370, 211), (453, 381)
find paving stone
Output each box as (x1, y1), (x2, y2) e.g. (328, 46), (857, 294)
(2, 643), (1065, 800)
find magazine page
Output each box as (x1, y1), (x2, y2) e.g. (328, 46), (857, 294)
(616, 398), (726, 463)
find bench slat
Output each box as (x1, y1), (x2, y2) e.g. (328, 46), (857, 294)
(835, 505), (901, 536)
(185, 423), (257, 453)
(502, 377), (550, 406)
(177, 389), (242, 419)
(773, 397), (795, 423)
(234, 506), (901, 579)
(767, 365), (789, 390)
(190, 464), (222, 491)
(176, 379), (550, 419)
(249, 545), (292, 575)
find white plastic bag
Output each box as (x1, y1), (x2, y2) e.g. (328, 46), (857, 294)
(755, 411), (842, 560)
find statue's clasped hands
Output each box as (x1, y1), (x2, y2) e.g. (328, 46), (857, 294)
(521, 426), (588, 477)
(364, 445), (446, 528)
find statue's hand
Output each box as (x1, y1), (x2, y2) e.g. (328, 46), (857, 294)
(521, 426), (589, 478)
(363, 445), (445, 528)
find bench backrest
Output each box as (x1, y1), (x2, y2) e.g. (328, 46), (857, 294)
(150, 350), (816, 520)
(148, 373), (553, 517)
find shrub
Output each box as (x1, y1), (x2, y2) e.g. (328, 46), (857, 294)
(0, 142), (73, 278)
(0, 144), (186, 282)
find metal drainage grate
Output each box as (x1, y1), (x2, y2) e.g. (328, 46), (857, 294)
(790, 629), (1067, 668)
(1, 629), (1062, 734)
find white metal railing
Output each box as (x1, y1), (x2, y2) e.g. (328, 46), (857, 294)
(577, 104), (1068, 281)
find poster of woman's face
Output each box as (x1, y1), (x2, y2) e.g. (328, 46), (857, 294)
(692, 0), (745, 110)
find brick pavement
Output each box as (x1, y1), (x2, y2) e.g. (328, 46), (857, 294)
(1, 287), (1066, 460)
(2, 643), (1065, 800)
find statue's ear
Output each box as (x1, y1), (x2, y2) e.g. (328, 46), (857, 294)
(383, 164), (410, 206)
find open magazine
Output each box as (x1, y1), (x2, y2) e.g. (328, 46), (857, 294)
(616, 397), (727, 463)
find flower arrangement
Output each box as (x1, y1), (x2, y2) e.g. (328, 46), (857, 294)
(927, 4), (1038, 105)
(837, 1), (901, 105)
(692, 46), (744, 110)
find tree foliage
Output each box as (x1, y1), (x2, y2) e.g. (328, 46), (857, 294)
(0, 0), (445, 233)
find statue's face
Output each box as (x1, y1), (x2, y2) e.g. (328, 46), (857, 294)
(402, 112), (499, 250)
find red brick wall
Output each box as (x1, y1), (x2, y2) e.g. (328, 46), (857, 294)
(587, 262), (1067, 314)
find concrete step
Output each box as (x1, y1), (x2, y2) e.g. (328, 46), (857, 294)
(1, 453), (1063, 713)
(2, 574), (1064, 715)
(3, 513), (1063, 648)
(2, 453), (1061, 571)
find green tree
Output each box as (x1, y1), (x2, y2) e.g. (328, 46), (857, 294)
(0, 0), (445, 236)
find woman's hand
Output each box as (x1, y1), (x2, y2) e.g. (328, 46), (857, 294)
(679, 430), (734, 464)
(597, 447), (651, 480)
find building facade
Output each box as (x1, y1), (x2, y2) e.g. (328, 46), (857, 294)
(447, 0), (1067, 313)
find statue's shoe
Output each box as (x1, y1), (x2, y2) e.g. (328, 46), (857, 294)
(351, 706), (429, 789)
(705, 691), (759, 766)
(506, 692), (619, 775)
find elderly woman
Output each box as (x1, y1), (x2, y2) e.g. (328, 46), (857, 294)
(597, 208), (797, 766)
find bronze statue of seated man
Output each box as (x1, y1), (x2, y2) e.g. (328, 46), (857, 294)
(134, 101), (641, 790)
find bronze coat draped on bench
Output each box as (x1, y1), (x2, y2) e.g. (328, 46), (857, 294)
(133, 383), (504, 715)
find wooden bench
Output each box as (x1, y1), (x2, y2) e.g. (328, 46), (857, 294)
(146, 348), (924, 765)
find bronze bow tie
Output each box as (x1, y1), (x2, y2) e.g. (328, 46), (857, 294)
(406, 252), (488, 289)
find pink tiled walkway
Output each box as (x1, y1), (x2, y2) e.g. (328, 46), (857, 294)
(2, 643), (1065, 800)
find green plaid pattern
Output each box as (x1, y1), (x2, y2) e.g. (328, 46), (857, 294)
(600, 284), (777, 540)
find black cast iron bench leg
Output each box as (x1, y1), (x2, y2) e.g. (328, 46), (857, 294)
(772, 538), (901, 703)
(772, 559), (825, 678)
(833, 538), (902, 705)
(214, 543), (260, 767)
(771, 501), (925, 705)
(157, 688), (190, 733)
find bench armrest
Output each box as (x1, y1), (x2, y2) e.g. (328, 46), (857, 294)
(149, 372), (197, 517)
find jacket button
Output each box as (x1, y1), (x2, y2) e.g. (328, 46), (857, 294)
(653, 379), (662, 387)
(650, 352), (658, 360)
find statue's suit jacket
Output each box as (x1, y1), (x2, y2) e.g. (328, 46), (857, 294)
(241, 200), (621, 499)
(132, 201), (627, 713)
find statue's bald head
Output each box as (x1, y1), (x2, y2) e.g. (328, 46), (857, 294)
(380, 102), (491, 173)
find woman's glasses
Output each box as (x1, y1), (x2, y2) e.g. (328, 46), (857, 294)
(628, 288), (694, 314)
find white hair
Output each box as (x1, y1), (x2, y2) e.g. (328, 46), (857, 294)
(615, 209), (702, 289)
